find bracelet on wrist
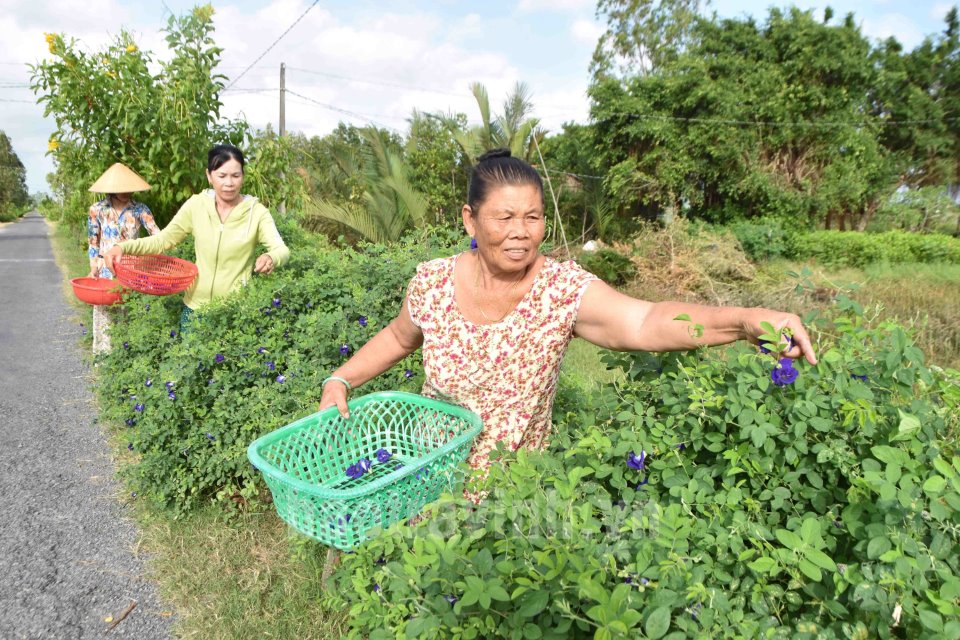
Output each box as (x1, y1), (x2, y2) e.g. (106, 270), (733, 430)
(322, 375), (352, 391)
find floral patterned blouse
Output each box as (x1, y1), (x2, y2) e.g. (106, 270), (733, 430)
(87, 198), (160, 278)
(406, 253), (598, 471)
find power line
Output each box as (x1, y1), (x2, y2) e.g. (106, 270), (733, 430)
(223, 0), (320, 91)
(0, 98), (34, 103)
(285, 89), (403, 131)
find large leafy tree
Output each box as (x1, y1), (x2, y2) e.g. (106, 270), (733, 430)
(32, 5), (247, 225)
(405, 110), (469, 226)
(872, 8), (960, 195)
(0, 132), (29, 215)
(590, 7), (897, 229)
(592, 0), (709, 79)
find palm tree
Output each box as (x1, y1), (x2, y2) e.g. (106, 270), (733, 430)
(437, 81), (546, 164)
(302, 127), (429, 243)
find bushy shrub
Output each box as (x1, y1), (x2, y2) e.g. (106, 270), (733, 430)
(727, 218), (798, 260)
(577, 247), (637, 286)
(793, 231), (960, 267)
(97, 225), (462, 513)
(331, 299), (960, 639)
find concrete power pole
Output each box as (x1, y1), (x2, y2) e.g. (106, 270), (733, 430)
(279, 62), (286, 215)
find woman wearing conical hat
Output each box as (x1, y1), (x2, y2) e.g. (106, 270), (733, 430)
(87, 162), (160, 355)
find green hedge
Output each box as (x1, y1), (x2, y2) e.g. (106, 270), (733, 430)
(793, 231), (960, 267)
(332, 299), (960, 639)
(97, 222), (464, 513)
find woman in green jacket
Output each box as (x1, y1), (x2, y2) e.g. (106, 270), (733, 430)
(104, 144), (289, 326)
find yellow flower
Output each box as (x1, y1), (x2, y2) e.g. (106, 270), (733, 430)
(125, 44), (137, 54)
(48, 138), (59, 151)
(106, 70), (116, 78)
(44, 32), (55, 44)
(102, 57), (110, 66)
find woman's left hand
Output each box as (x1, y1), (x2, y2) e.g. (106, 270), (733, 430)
(254, 254), (274, 274)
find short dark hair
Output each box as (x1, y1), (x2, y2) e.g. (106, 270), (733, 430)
(207, 144), (245, 172)
(467, 148), (543, 214)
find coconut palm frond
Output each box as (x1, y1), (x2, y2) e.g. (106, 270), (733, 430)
(302, 197), (388, 244)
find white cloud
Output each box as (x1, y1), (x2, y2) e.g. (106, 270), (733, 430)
(930, 3), (954, 22)
(860, 13), (925, 48)
(570, 19), (605, 45)
(6, 0), (600, 193)
(517, 0), (595, 13)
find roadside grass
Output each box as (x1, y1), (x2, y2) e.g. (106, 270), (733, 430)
(129, 504), (346, 639)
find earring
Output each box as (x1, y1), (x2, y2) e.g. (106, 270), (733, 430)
(470, 237), (477, 250)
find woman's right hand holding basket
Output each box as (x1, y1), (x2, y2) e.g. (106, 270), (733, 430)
(103, 245), (123, 274)
(320, 376), (352, 419)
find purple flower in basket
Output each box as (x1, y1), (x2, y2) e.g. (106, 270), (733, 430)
(375, 448), (392, 463)
(358, 458), (372, 473)
(346, 463), (364, 480)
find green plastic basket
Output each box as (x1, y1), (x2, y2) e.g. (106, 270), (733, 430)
(247, 391), (483, 550)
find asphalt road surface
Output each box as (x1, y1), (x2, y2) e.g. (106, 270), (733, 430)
(0, 212), (173, 639)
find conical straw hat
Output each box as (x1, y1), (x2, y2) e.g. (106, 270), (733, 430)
(88, 163), (151, 193)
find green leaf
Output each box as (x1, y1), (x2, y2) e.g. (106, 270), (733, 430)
(644, 606), (671, 639)
(923, 476), (947, 494)
(891, 410), (921, 442)
(803, 548), (837, 572)
(919, 609), (944, 632)
(775, 529), (803, 550)
(518, 591), (550, 618)
(798, 558), (822, 582)
(748, 557), (778, 574)
(579, 578), (609, 604)
(673, 314), (692, 322)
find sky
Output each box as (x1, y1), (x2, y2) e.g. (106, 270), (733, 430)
(1, 0), (956, 195)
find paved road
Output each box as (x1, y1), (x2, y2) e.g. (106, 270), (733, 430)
(0, 213), (173, 639)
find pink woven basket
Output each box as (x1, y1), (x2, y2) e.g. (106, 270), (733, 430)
(114, 254), (198, 296)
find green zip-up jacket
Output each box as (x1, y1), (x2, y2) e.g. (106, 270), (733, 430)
(119, 190), (290, 309)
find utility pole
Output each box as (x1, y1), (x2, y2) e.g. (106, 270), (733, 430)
(279, 62), (286, 215)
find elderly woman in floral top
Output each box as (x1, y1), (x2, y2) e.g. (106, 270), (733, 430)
(319, 149), (818, 475)
(87, 163), (160, 354)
